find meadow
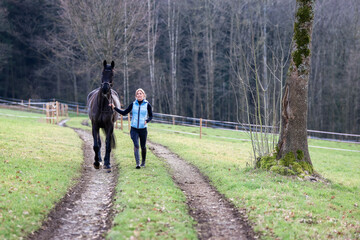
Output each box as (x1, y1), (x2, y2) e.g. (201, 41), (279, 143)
(0, 108), (83, 239)
(1, 108), (359, 239)
(67, 117), (360, 239)
(148, 123), (360, 239)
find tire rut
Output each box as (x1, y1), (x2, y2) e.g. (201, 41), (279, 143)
(148, 141), (257, 240)
(28, 122), (118, 240)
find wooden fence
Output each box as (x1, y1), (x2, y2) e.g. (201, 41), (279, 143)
(45, 101), (69, 124)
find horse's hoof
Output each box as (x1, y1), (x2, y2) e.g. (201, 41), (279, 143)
(103, 164), (111, 170)
(93, 162), (100, 169)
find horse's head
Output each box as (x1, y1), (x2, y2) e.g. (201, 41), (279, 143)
(101, 60), (115, 95)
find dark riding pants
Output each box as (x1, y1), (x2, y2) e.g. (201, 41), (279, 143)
(130, 127), (148, 165)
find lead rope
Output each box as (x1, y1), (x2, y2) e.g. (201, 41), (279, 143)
(107, 92), (113, 112)
(101, 91), (113, 113)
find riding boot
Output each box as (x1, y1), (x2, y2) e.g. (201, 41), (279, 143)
(141, 147), (146, 167)
(134, 147), (140, 169)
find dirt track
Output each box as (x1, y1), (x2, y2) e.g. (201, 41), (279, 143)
(28, 119), (256, 239)
(28, 123), (118, 240)
(148, 142), (256, 240)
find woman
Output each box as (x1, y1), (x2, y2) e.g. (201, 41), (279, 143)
(110, 88), (153, 169)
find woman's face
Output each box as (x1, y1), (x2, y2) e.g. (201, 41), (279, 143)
(136, 90), (145, 101)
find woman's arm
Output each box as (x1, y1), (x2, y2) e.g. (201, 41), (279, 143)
(145, 103), (153, 123)
(110, 103), (133, 115)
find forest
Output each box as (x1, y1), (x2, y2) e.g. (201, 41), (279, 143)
(0, 0), (359, 134)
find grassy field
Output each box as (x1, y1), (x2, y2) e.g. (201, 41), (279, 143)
(2, 109), (359, 239)
(66, 117), (198, 239)
(147, 123), (360, 239)
(0, 108), (83, 239)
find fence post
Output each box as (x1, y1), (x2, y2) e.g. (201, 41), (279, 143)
(56, 101), (59, 124)
(66, 104), (68, 117)
(52, 103), (55, 124)
(28, 99), (31, 108)
(236, 125), (238, 131)
(172, 116), (175, 125)
(128, 113), (131, 131)
(200, 118), (202, 139)
(77, 105), (79, 116)
(46, 103), (49, 123)
(121, 115), (123, 130)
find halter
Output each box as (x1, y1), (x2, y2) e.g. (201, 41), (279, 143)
(100, 64), (114, 113)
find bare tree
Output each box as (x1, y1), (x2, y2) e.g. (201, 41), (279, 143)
(147, 0), (159, 106)
(57, 0), (147, 101)
(167, 0), (180, 114)
(204, 0), (215, 119)
(0, 6), (10, 71)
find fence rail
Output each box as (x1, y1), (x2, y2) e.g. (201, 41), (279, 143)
(1, 97), (359, 143)
(148, 112), (360, 143)
(0, 97), (87, 116)
(0, 97), (87, 124)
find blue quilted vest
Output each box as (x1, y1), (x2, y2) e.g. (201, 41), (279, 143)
(131, 99), (149, 129)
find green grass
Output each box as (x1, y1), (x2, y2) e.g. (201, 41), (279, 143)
(148, 123), (360, 239)
(2, 109), (359, 239)
(0, 108), (83, 240)
(65, 115), (91, 130)
(65, 117), (198, 240)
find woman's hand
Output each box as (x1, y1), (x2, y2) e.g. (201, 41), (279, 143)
(109, 103), (115, 109)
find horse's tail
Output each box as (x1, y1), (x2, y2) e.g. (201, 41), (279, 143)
(111, 132), (116, 149)
(101, 129), (116, 149)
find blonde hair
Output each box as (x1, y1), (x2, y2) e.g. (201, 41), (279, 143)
(135, 88), (146, 99)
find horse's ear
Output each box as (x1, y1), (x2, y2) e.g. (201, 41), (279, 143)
(111, 61), (115, 69)
(103, 60), (107, 68)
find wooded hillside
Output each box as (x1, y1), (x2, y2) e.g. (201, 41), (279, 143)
(0, 0), (359, 134)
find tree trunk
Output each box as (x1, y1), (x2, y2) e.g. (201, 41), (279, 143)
(205, 0), (214, 119)
(277, 0), (315, 171)
(123, 0), (129, 106)
(72, 72), (78, 103)
(168, 0), (179, 114)
(189, 21), (200, 118)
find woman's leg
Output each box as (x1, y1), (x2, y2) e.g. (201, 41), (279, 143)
(130, 128), (141, 168)
(139, 129), (148, 167)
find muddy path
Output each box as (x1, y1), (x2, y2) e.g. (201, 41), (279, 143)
(148, 142), (257, 240)
(28, 121), (118, 240)
(28, 118), (255, 239)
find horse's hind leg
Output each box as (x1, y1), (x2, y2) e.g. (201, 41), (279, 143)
(92, 126), (101, 169)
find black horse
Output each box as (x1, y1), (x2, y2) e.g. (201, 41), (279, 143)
(87, 60), (120, 170)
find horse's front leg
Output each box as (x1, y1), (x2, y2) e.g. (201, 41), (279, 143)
(97, 134), (102, 163)
(92, 125), (101, 169)
(103, 126), (114, 169)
